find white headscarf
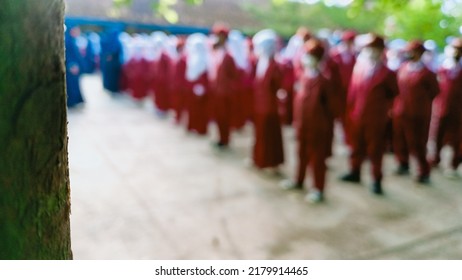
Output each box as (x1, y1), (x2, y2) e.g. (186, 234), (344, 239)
(281, 33), (303, 62)
(167, 34), (180, 59)
(253, 29), (278, 78)
(130, 34), (146, 61)
(227, 30), (249, 71)
(150, 31), (171, 61)
(185, 33), (209, 82)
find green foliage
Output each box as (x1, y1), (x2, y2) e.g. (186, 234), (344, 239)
(112, 0), (201, 23)
(243, 1), (383, 38)
(184, 0), (203, 4)
(250, 0), (461, 48)
(378, 0), (457, 48)
(113, 0), (460, 47)
(151, 0), (179, 24)
(346, 0), (459, 47)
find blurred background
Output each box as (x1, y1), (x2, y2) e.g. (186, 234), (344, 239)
(64, 0), (462, 260)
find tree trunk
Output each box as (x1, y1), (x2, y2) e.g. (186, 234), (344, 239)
(0, 0), (72, 259)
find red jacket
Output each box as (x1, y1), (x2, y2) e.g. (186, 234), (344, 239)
(435, 66), (462, 120)
(394, 61), (439, 119)
(321, 57), (343, 115)
(209, 50), (238, 96)
(294, 71), (339, 150)
(347, 63), (399, 126)
(330, 48), (356, 113)
(330, 48), (356, 92)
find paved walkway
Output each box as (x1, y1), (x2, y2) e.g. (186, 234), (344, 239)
(69, 74), (462, 259)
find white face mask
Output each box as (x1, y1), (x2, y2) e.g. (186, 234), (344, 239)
(444, 46), (458, 59)
(361, 47), (381, 61)
(301, 54), (318, 69)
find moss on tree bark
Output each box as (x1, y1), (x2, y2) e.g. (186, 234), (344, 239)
(0, 0), (72, 259)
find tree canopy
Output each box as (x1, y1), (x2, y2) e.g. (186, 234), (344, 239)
(113, 0), (203, 23)
(252, 0), (461, 47)
(113, 0), (462, 48)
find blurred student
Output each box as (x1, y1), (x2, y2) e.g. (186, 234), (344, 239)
(341, 34), (399, 195)
(149, 31), (174, 116)
(278, 27), (312, 125)
(432, 38), (462, 178)
(393, 40), (439, 183)
(282, 38), (340, 203)
(65, 25), (85, 108)
(184, 34), (210, 135)
(330, 30), (357, 146)
(208, 23), (239, 148)
(125, 35), (150, 101)
(100, 28), (123, 93)
(250, 29), (284, 172)
(170, 37), (188, 124)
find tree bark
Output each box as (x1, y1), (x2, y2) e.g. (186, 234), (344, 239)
(0, 0), (72, 259)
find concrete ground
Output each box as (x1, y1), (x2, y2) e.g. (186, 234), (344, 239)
(69, 74), (462, 259)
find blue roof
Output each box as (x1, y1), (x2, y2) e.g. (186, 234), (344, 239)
(65, 16), (210, 35)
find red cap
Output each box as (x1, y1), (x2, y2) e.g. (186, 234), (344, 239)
(364, 33), (385, 49)
(342, 30), (356, 42)
(304, 38), (325, 60)
(212, 23), (230, 37)
(177, 36), (186, 48)
(405, 40), (425, 53)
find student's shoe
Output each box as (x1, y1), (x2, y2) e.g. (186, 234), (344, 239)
(395, 163), (410, 175)
(371, 181), (384, 195)
(280, 179), (303, 190)
(305, 191), (324, 203)
(340, 172), (360, 183)
(417, 175), (430, 185)
(212, 141), (228, 150)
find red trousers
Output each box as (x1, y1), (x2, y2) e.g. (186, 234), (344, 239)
(296, 139), (328, 191)
(278, 88), (294, 125)
(434, 116), (462, 169)
(349, 121), (387, 182)
(214, 95), (232, 145)
(393, 116), (431, 177)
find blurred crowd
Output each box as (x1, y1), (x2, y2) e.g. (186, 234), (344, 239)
(64, 23), (462, 203)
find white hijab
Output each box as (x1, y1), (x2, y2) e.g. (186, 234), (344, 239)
(130, 35), (146, 61)
(185, 33), (209, 82)
(253, 29), (278, 79)
(227, 30), (249, 71)
(281, 33), (303, 62)
(150, 31), (171, 61)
